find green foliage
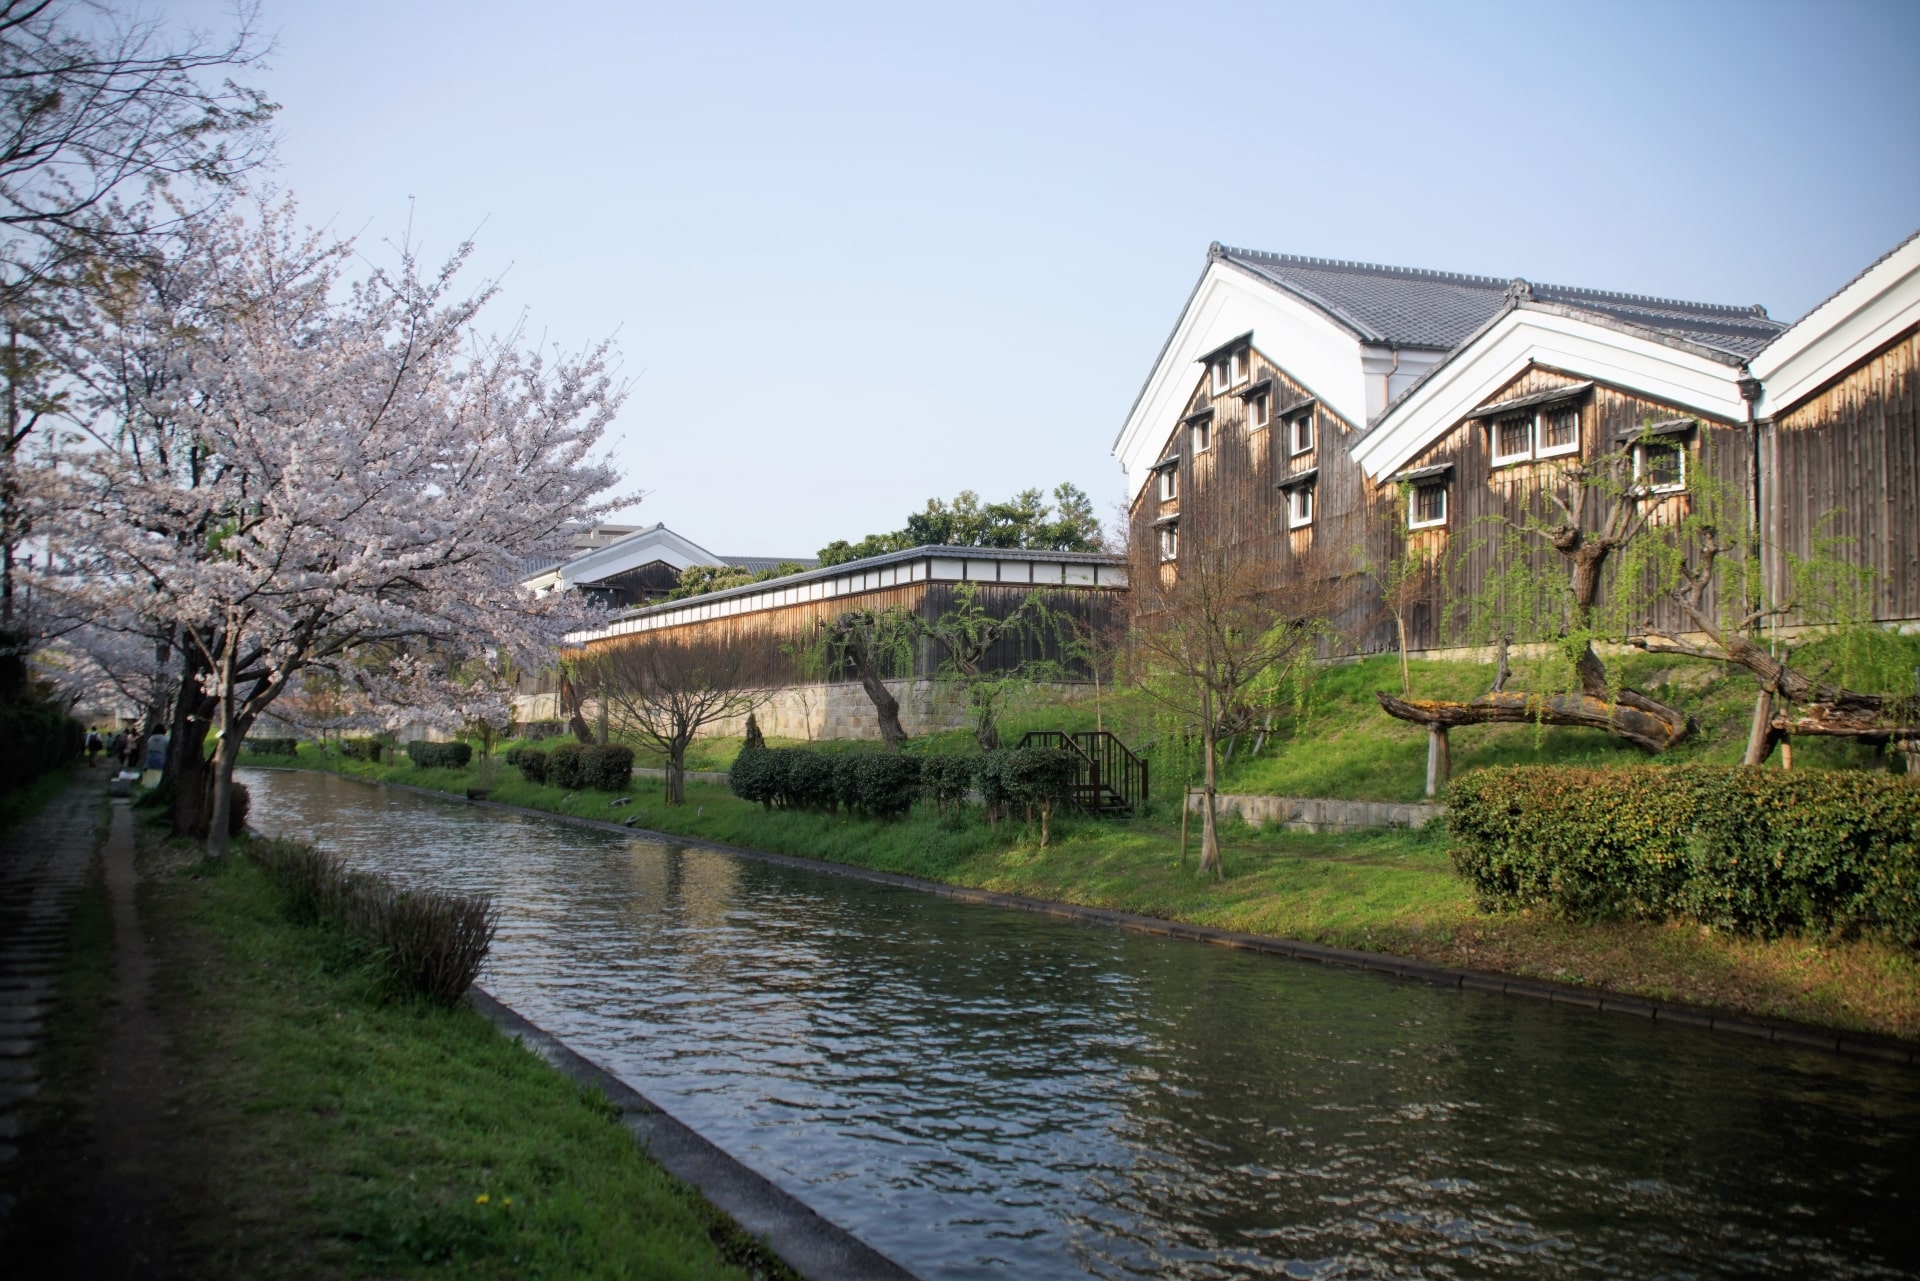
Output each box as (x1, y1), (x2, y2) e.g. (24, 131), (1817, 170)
(0, 629), (83, 791)
(544, 741), (586, 789)
(818, 482), (1102, 566)
(524, 741), (630, 791)
(521, 719), (565, 741)
(505, 744), (547, 783)
(727, 744), (920, 817)
(1448, 765), (1920, 945)
(340, 737), (384, 762)
(228, 780), (251, 835)
(405, 740), (473, 770)
(919, 752), (975, 818)
(581, 744), (634, 792)
(666, 562), (810, 601)
(247, 836), (500, 1004)
(244, 736), (300, 757)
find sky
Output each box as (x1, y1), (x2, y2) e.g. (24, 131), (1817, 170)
(166, 0), (1920, 558)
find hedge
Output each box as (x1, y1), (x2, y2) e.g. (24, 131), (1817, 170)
(405, 740), (473, 770)
(521, 719), (566, 741)
(519, 741), (630, 791)
(1447, 765), (1920, 946)
(339, 737), (383, 762)
(245, 737), (300, 758)
(505, 744), (546, 783)
(729, 743), (1073, 825)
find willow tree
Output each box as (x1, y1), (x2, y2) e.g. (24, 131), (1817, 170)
(1127, 537), (1336, 880)
(1376, 427), (1692, 762)
(924, 580), (1061, 751)
(824, 605), (920, 750)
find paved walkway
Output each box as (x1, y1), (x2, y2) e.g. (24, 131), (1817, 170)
(0, 770), (104, 1219)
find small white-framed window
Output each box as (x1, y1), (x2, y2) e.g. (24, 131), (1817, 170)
(1634, 440), (1686, 494)
(1157, 465), (1178, 502)
(1538, 406), (1580, 458)
(1491, 413), (1533, 466)
(1409, 481), (1447, 529)
(1190, 416), (1212, 453)
(1157, 522), (1178, 561)
(1210, 348), (1250, 395)
(1210, 359), (1229, 395)
(1247, 390), (1269, 431)
(1289, 409), (1315, 456)
(1287, 482), (1314, 529)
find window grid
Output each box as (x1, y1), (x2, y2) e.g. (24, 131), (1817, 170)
(1411, 482), (1447, 528)
(1290, 410), (1314, 456)
(1158, 523), (1178, 561)
(1288, 484), (1314, 529)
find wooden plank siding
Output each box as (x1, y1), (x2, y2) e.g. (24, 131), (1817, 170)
(1767, 325), (1920, 624)
(1132, 348), (1759, 654)
(579, 578), (1128, 685)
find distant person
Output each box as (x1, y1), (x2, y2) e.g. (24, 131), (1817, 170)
(85, 729), (102, 763)
(143, 729), (169, 786)
(110, 730), (127, 766)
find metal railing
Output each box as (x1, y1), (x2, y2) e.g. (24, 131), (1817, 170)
(1017, 730), (1148, 815)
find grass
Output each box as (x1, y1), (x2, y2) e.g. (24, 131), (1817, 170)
(560, 649), (1907, 805)
(0, 765), (79, 831)
(247, 743), (1920, 1042)
(8, 805), (798, 1280)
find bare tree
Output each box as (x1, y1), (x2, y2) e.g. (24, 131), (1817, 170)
(590, 632), (778, 805)
(1125, 536), (1337, 879)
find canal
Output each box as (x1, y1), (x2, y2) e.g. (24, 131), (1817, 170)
(241, 768), (1920, 1279)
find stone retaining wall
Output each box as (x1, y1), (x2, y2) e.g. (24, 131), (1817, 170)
(1187, 791), (1444, 832)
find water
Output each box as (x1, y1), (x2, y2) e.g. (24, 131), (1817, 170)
(241, 768), (1920, 1279)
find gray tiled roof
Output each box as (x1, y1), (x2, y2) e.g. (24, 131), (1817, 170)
(1217, 245), (1786, 359)
(716, 555), (820, 573)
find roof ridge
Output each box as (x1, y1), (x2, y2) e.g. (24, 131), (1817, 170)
(1217, 242), (1778, 323)
(1215, 243), (1511, 289)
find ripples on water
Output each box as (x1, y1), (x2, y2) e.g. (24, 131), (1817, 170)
(242, 768), (1920, 1280)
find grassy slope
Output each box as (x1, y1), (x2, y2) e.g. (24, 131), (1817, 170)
(251, 746), (1920, 1041)
(131, 824), (793, 1280)
(619, 651), (1899, 804)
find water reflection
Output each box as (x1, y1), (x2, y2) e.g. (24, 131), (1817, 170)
(242, 768), (1920, 1279)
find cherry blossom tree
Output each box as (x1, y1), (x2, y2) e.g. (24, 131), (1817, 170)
(40, 199), (624, 851)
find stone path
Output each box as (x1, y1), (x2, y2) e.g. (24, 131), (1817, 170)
(0, 770), (103, 1221)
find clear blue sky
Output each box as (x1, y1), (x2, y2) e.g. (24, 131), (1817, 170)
(172, 0), (1919, 556)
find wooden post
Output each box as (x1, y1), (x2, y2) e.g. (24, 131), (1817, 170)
(1780, 738), (1793, 770)
(1425, 724), (1450, 798)
(1742, 688), (1775, 766)
(1179, 787), (1190, 870)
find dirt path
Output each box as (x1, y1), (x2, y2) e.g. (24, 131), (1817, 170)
(0, 771), (192, 1279)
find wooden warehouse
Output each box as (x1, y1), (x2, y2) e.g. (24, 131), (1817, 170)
(567, 545), (1130, 739)
(1122, 234), (1920, 651)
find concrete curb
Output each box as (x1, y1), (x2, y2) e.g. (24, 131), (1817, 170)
(259, 769), (1920, 1069)
(469, 988), (918, 1281)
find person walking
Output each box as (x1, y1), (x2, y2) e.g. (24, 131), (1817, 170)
(85, 729), (103, 763)
(142, 728), (169, 788)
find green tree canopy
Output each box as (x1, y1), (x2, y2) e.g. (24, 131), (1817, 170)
(818, 483), (1101, 567)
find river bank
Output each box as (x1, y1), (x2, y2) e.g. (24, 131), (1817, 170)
(0, 773), (801, 1280)
(245, 748), (1920, 1043)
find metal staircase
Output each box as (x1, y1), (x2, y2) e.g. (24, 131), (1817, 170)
(1018, 730), (1149, 816)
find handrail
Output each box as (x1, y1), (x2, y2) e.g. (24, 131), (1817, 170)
(1017, 729), (1148, 815)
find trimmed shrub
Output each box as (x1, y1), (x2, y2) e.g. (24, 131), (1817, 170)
(729, 744), (774, 809)
(521, 719), (565, 741)
(405, 740), (473, 770)
(920, 752), (975, 817)
(248, 837), (497, 1004)
(581, 744), (634, 792)
(973, 748), (1017, 820)
(545, 741), (587, 790)
(340, 737), (383, 762)
(1447, 765), (1920, 945)
(837, 751), (922, 818)
(780, 748), (837, 811)
(244, 736), (299, 758)
(505, 744), (548, 783)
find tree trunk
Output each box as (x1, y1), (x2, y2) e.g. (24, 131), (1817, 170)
(1743, 687), (1777, 766)
(853, 660), (908, 751)
(1376, 683), (1688, 753)
(1395, 614), (1411, 696)
(1199, 685), (1222, 879)
(206, 731), (241, 857)
(1426, 724), (1449, 798)
(168, 696), (213, 839)
(666, 751), (686, 805)
(560, 673), (593, 743)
